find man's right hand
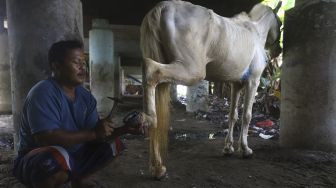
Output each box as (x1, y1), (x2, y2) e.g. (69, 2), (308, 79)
(94, 119), (115, 140)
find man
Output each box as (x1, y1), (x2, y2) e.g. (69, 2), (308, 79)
(13, 40), (143, 188)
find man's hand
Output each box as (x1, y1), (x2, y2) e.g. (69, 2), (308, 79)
(94, 118), (115, 141)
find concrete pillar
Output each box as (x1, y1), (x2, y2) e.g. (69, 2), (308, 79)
(186, 80), (209, 112)
(89, 19), (114, 117)
(0, 18), (11, 114)
(170, 84), (178, 103)
(280, 1), (336, 151)
(295, 0), (309, 6)
(111, 25), (141, 58)
(121, 68), (125, 95)
(114, 56), (121, 98)
(6, 0), (83, 149)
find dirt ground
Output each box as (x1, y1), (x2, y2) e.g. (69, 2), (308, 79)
(1, 105), (336, 188)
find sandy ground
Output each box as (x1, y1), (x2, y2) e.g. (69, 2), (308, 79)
(1, 105), (336, 188)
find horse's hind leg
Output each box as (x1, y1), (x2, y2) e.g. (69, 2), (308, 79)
(144, 58), (206, 86)
(238, 79), (259, 158)
(142, 72), (167, 179)
(223, 82), (244, 155)
(143, 58), (205, 179)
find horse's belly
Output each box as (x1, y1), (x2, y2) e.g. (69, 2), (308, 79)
(205, 61), (248, 82)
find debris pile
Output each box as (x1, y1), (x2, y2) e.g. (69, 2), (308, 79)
(195, 96), (230, 126)
(193, 95), (279, 140)
(0, 135), (13, 150)
(249, 113), (279, 139)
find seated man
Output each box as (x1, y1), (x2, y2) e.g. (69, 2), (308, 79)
(13, 40), (144, 188)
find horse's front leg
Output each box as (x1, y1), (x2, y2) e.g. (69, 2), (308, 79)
(238, 79), (259, 158)
(223, 83), (243, 155)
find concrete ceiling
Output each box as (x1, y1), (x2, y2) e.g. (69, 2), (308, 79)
(1, 0), (263, 57)
(1, 0), (263, 33)
(81, 0), (262, 25)
(81, 0), (262, 37)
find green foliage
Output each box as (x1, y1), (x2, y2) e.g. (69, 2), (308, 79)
(255, 1), (295, 115)
(262, 0), (296, 22)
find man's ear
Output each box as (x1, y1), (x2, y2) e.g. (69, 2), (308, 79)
(50, 62), (61, 77)
(51, 61), (59, 71)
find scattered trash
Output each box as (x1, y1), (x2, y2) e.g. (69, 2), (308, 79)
(259, 133), (274, 139)
(178, 96), (187, 105)
(194, 96), (230, 126)
(250, 120), (279, 140)
(208, 133), (215, 140)
(0, 135), (14, 150)
(256, 119), (274, 128)
(176, 94), (280, 140)
(172, 131), (227, 141)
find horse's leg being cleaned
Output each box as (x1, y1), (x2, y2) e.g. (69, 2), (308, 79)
(143, 58), (205, 179)
(143, 58), (205, 86)
(223, 82), (244, 155)
(142, 82), (167, 179)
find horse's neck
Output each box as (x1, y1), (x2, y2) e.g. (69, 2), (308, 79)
(254, 12), (274, 46)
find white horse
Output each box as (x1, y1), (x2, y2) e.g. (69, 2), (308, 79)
(140, 0), (282, 179)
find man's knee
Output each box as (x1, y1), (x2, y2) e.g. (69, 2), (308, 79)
(13, 146), (71, 187)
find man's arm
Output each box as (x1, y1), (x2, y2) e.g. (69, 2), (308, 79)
(34, 119), (114, 148)
(34, 129), (96, 148)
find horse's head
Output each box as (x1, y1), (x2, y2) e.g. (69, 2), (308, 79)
(265, 2), (282, 59)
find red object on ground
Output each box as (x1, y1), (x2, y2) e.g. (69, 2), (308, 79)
(256, 119), (274, 128)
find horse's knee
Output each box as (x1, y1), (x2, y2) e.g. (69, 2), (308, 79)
(229, 109), (239, 122)
(143, 58), (162, 86)
(242, 112), (252, 125)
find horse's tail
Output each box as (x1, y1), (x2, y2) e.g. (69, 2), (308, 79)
(140, 2), (171, 161)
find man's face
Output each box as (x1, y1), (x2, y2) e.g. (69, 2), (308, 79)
(55, 48), (86, 86)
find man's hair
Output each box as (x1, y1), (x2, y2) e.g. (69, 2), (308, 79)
(48, 40), (83, 67)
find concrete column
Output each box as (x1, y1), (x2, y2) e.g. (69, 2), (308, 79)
(114, 56), (121, 98)
(280, 1), (336, 151)
(186, 80), (209, 112)
(295, 0), (310, 6)
(121, 68), (125, 95)
(6, 0), (83, 149)
(0, 18), (11, 114)
(89, 19), (114, 117)
(170, 84), (178, 103)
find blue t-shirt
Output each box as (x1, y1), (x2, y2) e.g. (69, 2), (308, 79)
(18, 78), (99, 154)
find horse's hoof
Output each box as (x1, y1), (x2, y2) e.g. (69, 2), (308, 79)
(154, 172), (169, 181)
(222, 146), (234, 156)
(151, 166), (167, 181)
(238, 147), (253, 159)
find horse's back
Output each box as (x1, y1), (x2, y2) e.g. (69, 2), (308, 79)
(141, 0), (265, 82)
(141, 1), (214, 64)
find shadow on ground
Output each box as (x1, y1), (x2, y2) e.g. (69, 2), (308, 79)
(1, 105), (335, 188)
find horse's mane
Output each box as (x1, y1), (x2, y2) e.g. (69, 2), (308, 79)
(232, 12), (250, 22)
(232, 4), (272, 23)
(248, 4), (273, 21)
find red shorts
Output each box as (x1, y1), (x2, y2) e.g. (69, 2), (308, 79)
(13, 138), (124, 187)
